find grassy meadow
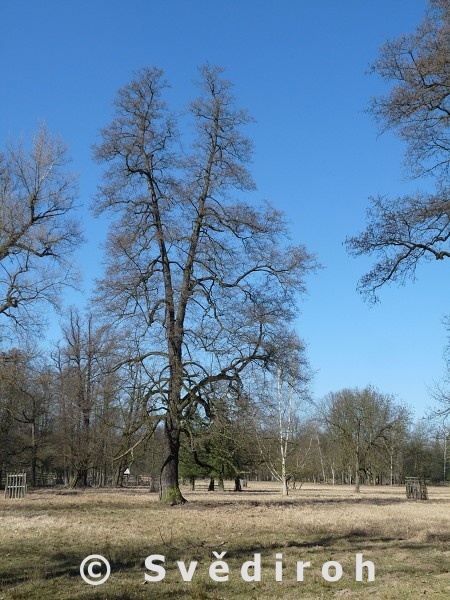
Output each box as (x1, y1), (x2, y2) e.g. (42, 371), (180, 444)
(1, 482), (450, 599)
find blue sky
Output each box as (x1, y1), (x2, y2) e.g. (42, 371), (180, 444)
(1, 0), (445, 418)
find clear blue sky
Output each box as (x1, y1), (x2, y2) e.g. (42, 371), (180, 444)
(1, 0), (445, 419)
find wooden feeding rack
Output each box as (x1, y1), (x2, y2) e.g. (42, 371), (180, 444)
(4, 473), (27, 499)
(405, 477), (428, 500)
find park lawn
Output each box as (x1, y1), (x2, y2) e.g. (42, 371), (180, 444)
(0, 482), (450, 599)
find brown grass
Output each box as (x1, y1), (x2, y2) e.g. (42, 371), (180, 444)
(1, 482), (450, 599)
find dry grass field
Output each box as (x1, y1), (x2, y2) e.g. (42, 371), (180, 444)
(1, 482), (449, 599)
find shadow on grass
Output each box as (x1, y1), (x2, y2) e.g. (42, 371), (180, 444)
(0, 529), (442, 599)
(1, 495), (414, 519)
(180, 496), (408, 510)
(0, 553), (138, 589)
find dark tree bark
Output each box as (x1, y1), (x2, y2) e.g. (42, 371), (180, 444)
(159, 420), (186, 504)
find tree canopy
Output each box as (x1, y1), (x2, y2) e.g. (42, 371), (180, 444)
(0, 125), (81, 337)
(346, 0), (450, 300)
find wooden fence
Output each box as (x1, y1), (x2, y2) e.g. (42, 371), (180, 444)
(4, 473), (27, 499)
(122, 475), (160, 491)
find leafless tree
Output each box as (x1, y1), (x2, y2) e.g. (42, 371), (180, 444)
(346, 0), (450, 300)
(319, 387), (410, 492)
(0, 348), (54, 486)
(0, 125), (82, 337)
(93, 65), (317, 503)
(111, 359), (159, 486)
(53, 309), (120, 487)
(251, 332), (310, 496)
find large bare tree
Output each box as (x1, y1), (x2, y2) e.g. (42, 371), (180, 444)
(93, 65), (316, 503)
(0, 125), (81, 337)
(346, 0), (450, 299)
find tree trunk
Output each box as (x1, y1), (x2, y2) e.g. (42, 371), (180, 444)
(208, 477), (215, 491)
(113, 462), (125, 486)
(72, 465), (88, 488)
(81, 466), (88, 487)
(159, 419), (186, 504)
(30, 421), (37, 487)
(234, 476), (242, 492)
(316, 435), (326, 483)
(354, 431), (361, 492)
(390, 451), (394, 486)
(281, 451), (289, 496)
(64, 466), (70, 486)
(354, 453), (361, 493)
